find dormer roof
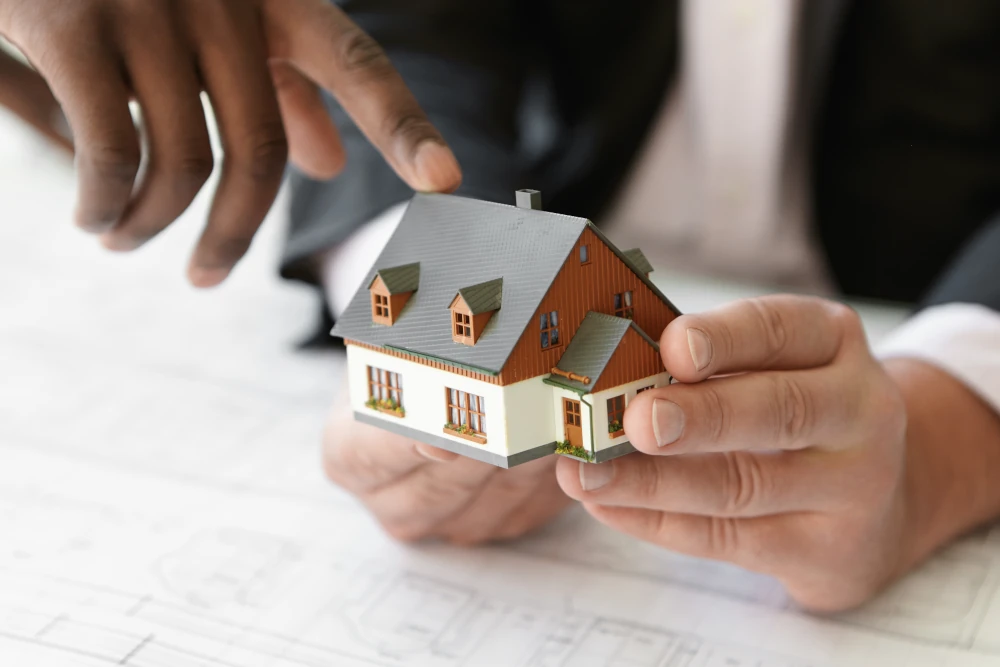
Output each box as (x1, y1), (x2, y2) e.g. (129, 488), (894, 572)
(369, 262), (420, 294)
(622, 249), (654, 276)
(453, 278), (503, 315)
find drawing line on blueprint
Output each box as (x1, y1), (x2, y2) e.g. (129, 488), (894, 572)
(0, 566), (817, 667)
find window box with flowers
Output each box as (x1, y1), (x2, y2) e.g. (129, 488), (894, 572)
(366, 396), (405, 418)
(443, 422), (487, 445)
(608, 420), (625, 439)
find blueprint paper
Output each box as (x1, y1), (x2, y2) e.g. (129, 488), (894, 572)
(2, 111), (1000, 666)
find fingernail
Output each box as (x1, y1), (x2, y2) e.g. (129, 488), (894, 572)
(687, 328), (713, 371)
(74, 211), (117, 235)
(414, 140), (462, 192)
(579, 462), (614, 491)
(100, 233), (142, 253)
(415, 443), (457, 463)
(652, 399), (685, 447)
(188, 266), (230, 289)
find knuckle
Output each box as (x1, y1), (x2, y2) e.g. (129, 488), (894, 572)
(748, 298), (788, 363)
(238, 123), (288, 183)
(388, 113), (439, 154)
(633, 462), (662, 502)
(699, 384), (731, 445)
(770, 375), (813, 445)
(84, 144), (141, 184)
(706, 516), (740, 558)
(340, 27), (392, 73)
(721, 453), (766, 515)
(171, 152), (215, 187)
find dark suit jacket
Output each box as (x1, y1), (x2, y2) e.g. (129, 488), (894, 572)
(283, 0), (1000, 315)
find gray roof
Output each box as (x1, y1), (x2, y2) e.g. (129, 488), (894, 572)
(370, 262), (420, 294)
(455, 277), (503, 315)
(332, 193), (589, 374)
(551, 312), (660, 393)
(623, 248), (654, 275)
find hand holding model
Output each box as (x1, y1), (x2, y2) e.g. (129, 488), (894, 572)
(323, 403), (573, 545)
(326, 294), (1000, 612)
(556, 295), (1000, 611)
(0, 0), (461, 286)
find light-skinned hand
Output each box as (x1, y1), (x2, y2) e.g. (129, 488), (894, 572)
(323, 401), (572, 545)
(556, 295), (1000, 612)
(0, 0), (461, 286)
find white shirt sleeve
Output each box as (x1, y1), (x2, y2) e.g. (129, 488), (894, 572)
(875, 303), (1000, 414)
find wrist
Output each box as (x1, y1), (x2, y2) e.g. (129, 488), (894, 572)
(885, 358), (1000, 574)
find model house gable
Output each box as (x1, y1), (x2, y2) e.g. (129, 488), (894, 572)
(497, 225), (679, 384)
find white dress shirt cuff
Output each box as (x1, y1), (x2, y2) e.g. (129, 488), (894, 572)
(875, 303), (1000, 414)
(322, 202), (408, 320)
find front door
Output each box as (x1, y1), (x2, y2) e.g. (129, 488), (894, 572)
(563, 398), (582, 448)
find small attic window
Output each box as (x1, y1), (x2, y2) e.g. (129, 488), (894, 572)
(580, 245), (590, 265)
(368, 262), (420, 326)
(372, 293), (391, 325)
(449, 277), (502, 346)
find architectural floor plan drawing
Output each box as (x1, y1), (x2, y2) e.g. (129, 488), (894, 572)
(3, 111), (1000, 666)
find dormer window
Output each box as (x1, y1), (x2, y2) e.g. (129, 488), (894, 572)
(368, 262), (419, 326)
(372, 292), (391, 325)
(454, 312), (472, 339)
(449, 277), (502, 346)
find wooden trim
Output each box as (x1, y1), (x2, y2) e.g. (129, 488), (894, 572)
(346, 340), (502, 385)
(442, 427), (487, 445)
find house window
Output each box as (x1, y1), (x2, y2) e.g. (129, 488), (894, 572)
(540, 310), (560, 349)
(372, 293), (391, 324)
(636, 385), (654, 394)
(367, 366), (403, 414)
(613, 291), (634, 319)
(446, 388), (487, 435)
(607, 395), (625, 436)
(580, 245), (590, 264)
(454, 312), (471, 339)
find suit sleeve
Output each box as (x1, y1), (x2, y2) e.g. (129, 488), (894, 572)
(280, 0), (530, 283)
(876, 212), (1000, 414)
(919, 212), (1000, 313)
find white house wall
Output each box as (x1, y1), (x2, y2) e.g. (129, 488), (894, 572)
(345, 345), (510, 459)
(588, 372), (672, 453)
(501, 377), (559, 455)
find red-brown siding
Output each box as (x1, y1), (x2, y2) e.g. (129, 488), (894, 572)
(592, 327), (664, 393)
(498, 227), (677, 384)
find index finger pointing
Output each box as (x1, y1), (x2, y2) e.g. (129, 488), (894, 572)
(262, 0), (462, 193)
(662, 296), (861, 382)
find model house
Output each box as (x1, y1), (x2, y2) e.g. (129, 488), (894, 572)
(331, 190), (681, 468)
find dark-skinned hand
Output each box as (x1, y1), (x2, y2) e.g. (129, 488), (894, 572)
(0, 0), (461, 286)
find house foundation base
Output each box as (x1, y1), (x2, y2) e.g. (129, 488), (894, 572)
(353, 412), (557, 469)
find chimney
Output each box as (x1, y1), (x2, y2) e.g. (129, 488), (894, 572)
(515, 189), (542, 210)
